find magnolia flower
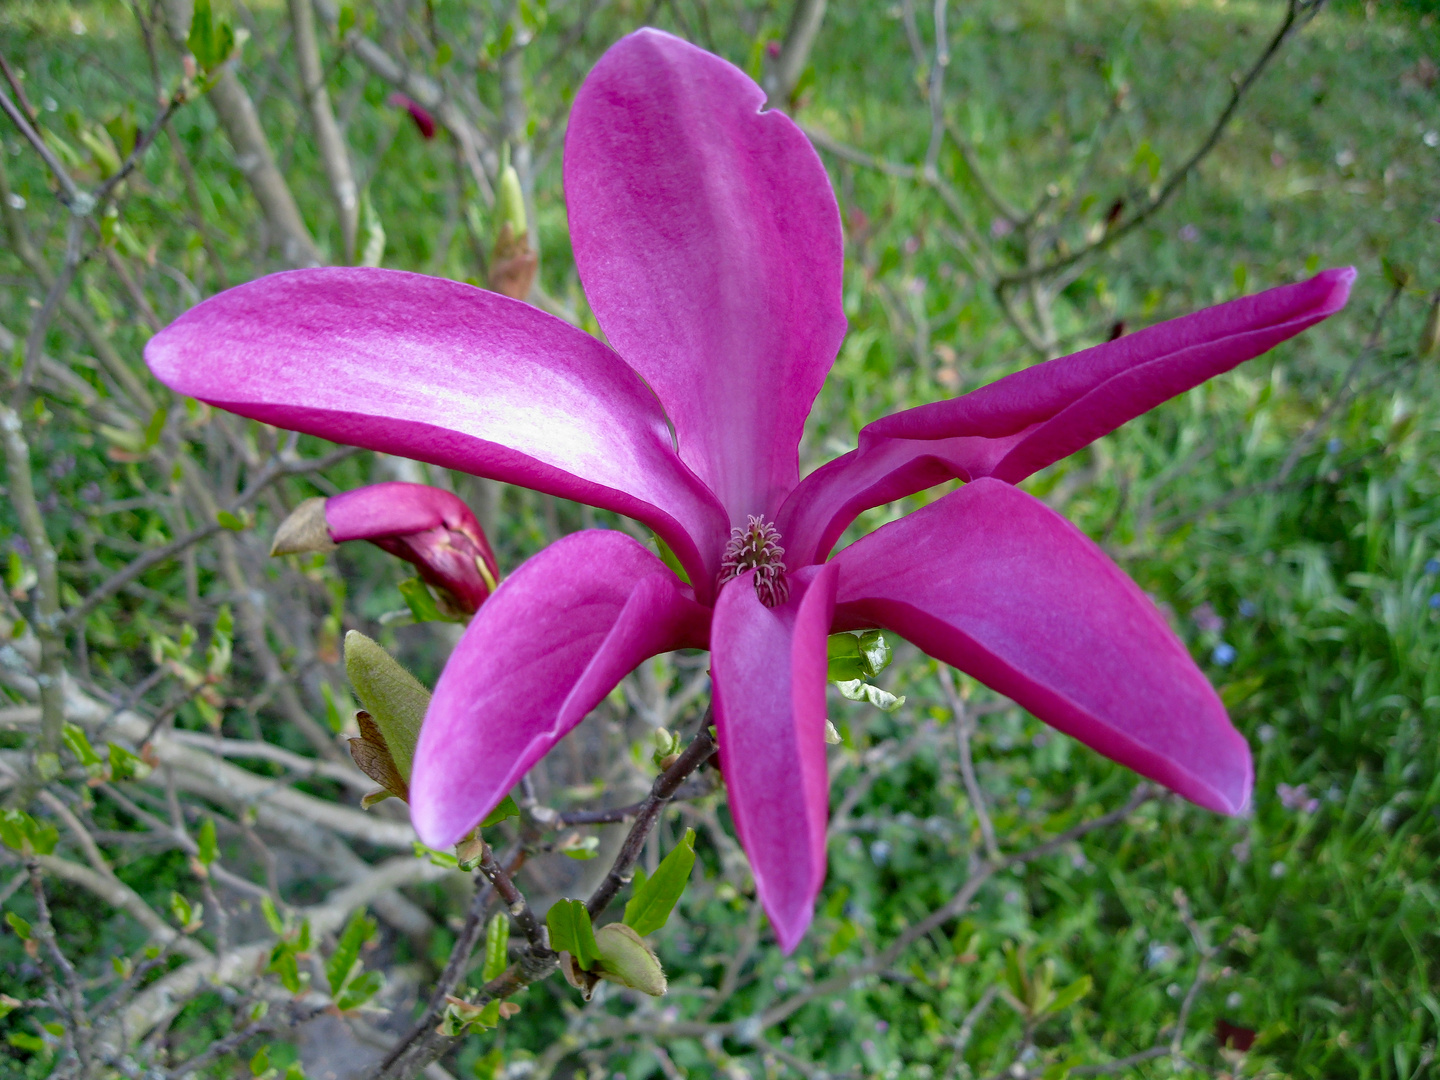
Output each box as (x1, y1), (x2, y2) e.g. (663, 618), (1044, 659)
(145, 29), (1353, 949)
(271, 482), (498, 616)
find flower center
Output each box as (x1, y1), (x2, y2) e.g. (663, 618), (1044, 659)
(719, 516), (789, 608)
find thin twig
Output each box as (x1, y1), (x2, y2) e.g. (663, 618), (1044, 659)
(63, 444), (359, 627)
(937, 667), (1000, 861)
(586, 720), (717, 920)
(997, 0), (1324, 290)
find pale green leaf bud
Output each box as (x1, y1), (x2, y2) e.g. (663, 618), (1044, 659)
(594, 922), (667, 996)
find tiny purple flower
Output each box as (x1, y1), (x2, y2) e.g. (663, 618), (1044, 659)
(1277, 783), (1320, 814)
(1191, 602), (1225, 634)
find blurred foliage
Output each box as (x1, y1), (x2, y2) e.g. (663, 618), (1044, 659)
(0, 0), (1437, 1077)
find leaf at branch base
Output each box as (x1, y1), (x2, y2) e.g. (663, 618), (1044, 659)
(546, 899), (599, 970)
(623, 827), (696, 937)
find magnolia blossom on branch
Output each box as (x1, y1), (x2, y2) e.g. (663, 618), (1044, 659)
(145, 29), (1353, 950)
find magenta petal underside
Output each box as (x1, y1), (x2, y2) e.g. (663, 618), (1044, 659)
(410, 530), (710, 848)
(832, 478), (1253, 814)
(566, 29), (846, 523)
(143, 268), (729, 594)
(780, 268), (1354, 565)
(711, 563), (837, 952)
(327, 482), (491, 555)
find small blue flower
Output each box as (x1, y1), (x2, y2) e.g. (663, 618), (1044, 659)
(1326, 437), (1342, 454)
(1425, 559), (1440, 576)
(1212, 642), (1237, 666)
(1238, 599), (1257, 618)
(1430, 594), (1440, 610)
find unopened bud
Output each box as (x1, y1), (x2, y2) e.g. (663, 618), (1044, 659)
(276, 483), (498, 616)
(593, 922), (667, 996)
(344, 632), (429, 781)
(490, 162), (536, 300)
(497, 162), (527, 239)
(387, 92), (436, 140)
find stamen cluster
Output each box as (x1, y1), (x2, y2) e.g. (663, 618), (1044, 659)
(719, 516), (789, 608)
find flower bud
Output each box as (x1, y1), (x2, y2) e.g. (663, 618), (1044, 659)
(387, 92), (436, 140)
(497, 160), (528, 240)
(273, 483), (499, 616)
(490, 161), (536, 300)
(593, 922), (667, 996)
(344, 631), (429, 781)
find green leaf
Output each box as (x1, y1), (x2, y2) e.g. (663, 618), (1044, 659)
(6, 912), (32, 940)
(143, 406), (167, 448)
(62, 723), (103, 767)
(196, 817), (218, 866)
(326, 908), (376, 997)
(482, 912), (510, 982)
(835, 680), (906, 712)
(261, 895), (285, 936)
(187, 0), (216, 68)
(216, 509), (246, 531)
(250, 1047), (271, 1077)
(1044, 974), (1093, 1015)
(561, 835), (600, 860)
(333, 968), (383, 1012)
(108, 741), (152, 781)
(398, 577), (461, 624)
(623, 828), (695, 936)
(267, 944), (308, 994)
(856, 630), (893, 677)
(8, 1032), (47, 1053)
(0, 809), (59, 856)
(826, 633), (867, 682)
(546, 899), (599, 969)
(473, 1047), (504, 1080)
(481, 794), (519, 828)
(170, 891), (199, 929)
(412, 842), (460, 869)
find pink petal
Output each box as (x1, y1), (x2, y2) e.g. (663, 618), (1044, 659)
(781, 269), (1354, 564)
(144, 268), (730, 597)
(832, 478), (1252, 814)
(410, 530), (710, 847)
(566, 29), (846, 524)
(711, 562), (837, 952)
(326, 483), (498, 613)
